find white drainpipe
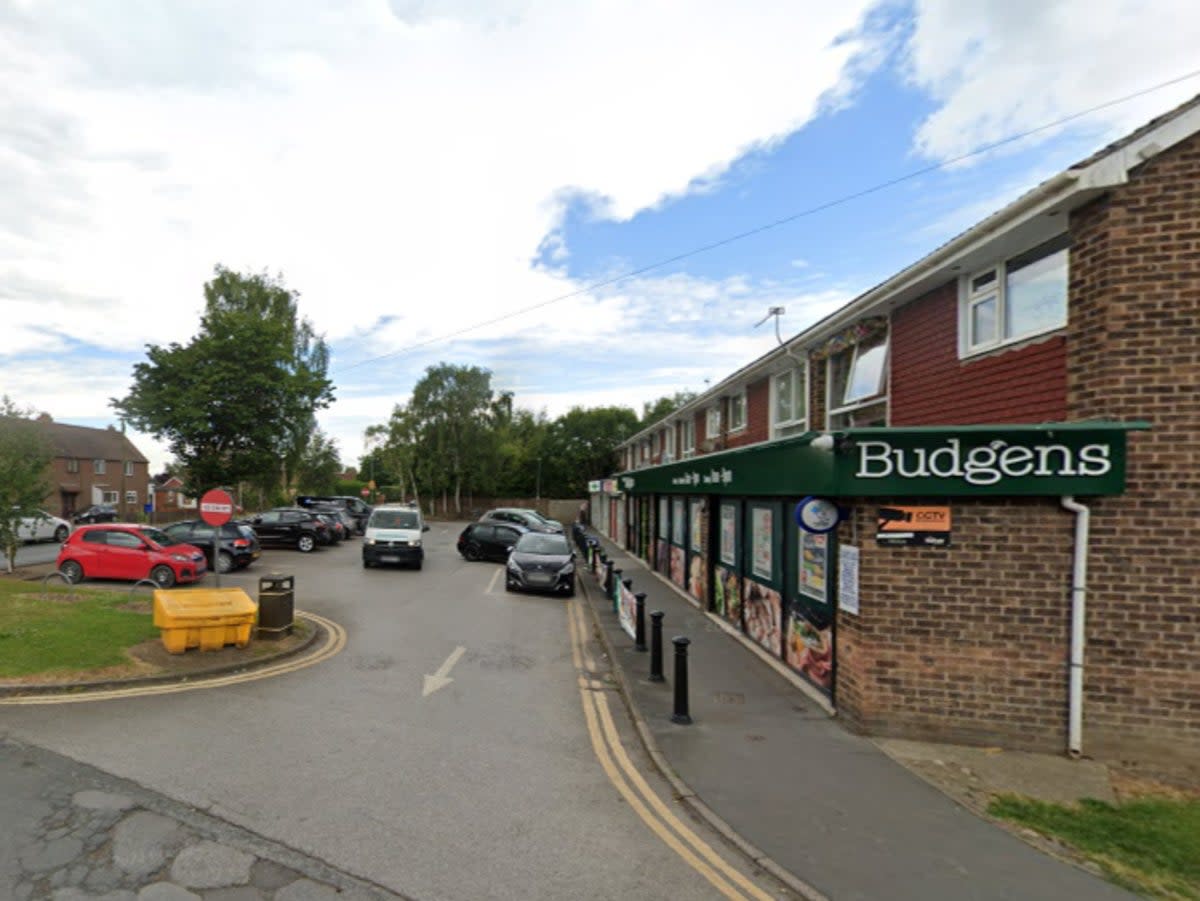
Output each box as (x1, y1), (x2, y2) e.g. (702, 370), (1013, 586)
(1061, 496), (1090, 758)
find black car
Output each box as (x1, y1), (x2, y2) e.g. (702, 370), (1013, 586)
(310, 511), (344, 544)
(457, 522), (528, 562)
(505, 531), (576, 596)
(250, 508), (329, 552)
(479, 508), (561, 533)
(161, 520), (261, 573)
(310, 505), (357, 539)
(73, 504), (117, 524)
(296, 495), (373, 534)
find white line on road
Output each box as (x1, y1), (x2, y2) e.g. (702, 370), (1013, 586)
(422, 645), (467, 697)
(487, 568), (501, 594)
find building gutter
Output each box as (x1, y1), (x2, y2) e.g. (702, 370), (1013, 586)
(1060, 495), (1091, 758)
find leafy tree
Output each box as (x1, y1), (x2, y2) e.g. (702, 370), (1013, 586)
(0, 406), (53, 573)
(641, 390), (697, 427)
(295, 428), (342, 495)
(542, 406), (639, 495)
(112, 267), (334, 494)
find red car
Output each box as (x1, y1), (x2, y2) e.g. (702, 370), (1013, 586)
(56, 524), (208, 588)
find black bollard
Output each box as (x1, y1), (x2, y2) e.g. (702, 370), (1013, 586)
(604, 559), (614, 595)
(649, 611), (665, 680)
(671, 636), (692, 724)
(634, 593), (647, 652)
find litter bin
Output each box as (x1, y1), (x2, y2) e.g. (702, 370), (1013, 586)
(258, 573), (294, 640)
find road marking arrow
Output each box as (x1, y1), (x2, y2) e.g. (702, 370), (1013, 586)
(423, 645), (467, 697)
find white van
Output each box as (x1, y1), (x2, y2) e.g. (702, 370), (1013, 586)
(362, 504), (429, 569)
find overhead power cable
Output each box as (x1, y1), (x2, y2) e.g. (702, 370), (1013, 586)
(334, 67), (1200, 375)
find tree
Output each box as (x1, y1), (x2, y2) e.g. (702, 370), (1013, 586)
(112, 267), (334, 494)
(0, 404), (53, 573)
(542, 406), (639, 495)
(641, 390), (697, 427)
(295, 428), (342, 495)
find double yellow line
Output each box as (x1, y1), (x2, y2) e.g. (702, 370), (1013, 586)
(566, 599), (775, 901)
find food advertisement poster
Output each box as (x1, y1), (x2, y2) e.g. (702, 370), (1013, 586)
(672, 498), (685, 546)
(656, 539), (669, 576)
(713, 565), (742, 624)
(689, 499), (705, 553)
(799, 531), (827, 601)
(743, 579), (782, 655)
(618, 579), (636, 640)
(786, 604), (833, 693)
(751, 507), (773, 580)
(688, 553), (708, 607)
(839, 544), (860, 615)
(670, 546), (686, 588)
(719, 503), (737, 565)
(658, 497), (669, 539)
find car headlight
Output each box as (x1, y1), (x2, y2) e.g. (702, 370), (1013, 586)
(412, 539), (421, 548)
(506, 558), (521, 573)
(364, 537), (376, 545)
(559, 563), (575, 575)
(170, 554), (189, 562)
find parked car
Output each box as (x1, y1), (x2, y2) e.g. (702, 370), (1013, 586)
(479, 508), (560, 533)
(160, 520), (261, 573)
(457, 522), (529, 562)
(363, 504), (429, 569)
(311, 505), (357, 539)
(56, 524), (207, 588)
(517, 509), (564, 533)
(505, 531), (576, 596)
(296, 495), (373, 533)
(310, 511), (345, 544)
(250, 508), (329, 552)
(16, 510), (71, 543)
(73, 504), (117, 524)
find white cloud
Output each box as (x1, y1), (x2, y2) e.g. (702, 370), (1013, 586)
(905, 0), (1200, 162)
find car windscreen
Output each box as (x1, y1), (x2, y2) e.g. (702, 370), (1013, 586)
(371, 510), (420, 529)
(515, 534), (570, 555)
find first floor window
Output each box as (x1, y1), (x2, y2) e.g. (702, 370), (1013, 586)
(729, 392), (747, 431)
(681, 419), (695, 456)
(66, 458), (79, 473)
(828, 331), (888, 429)
(772, 367), (807, 438)
(93, 459), (106, 475)
(964, 234), (1068, 353)
(124, 461), (134, 476)
(706, 406), (721, 440)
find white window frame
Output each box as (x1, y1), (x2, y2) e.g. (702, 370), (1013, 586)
(770, 365), (808, 439)
(681, 418), (695, 458)
(960, 235), (1069, 357)
(125, 490), (138, 503)
(101, 490), (118, 504)
(705, 406), (721, 440)
(641, 440), (650, 465)
(826, 333), (889, 429)
(662, 425), (675, 462)
(728, 391), (747, 433)
(93, 459), (106, 475)
(66, 458), (79, 474)
(124, 461), (134, 476)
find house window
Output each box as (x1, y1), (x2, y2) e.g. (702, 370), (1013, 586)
(125, 490), (138, 503)
(681, 419), (695, 457)
(652, 432), (660, 457)
(101, 490), (118, 504)
(772, 366), (807, 439)
(663, 425), (675, 461)
(729, 392), (747, 432)
(93, 459), (106, 475)
(828, 331), (888, 429)
(640, 440), (650, 465)
(963, 235), (1068, 353)
(66, 458), (79, 473)
(124, 461), (134, 477)
(705, 406), (721, 440)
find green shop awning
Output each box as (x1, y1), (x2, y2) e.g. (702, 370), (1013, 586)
(615, 422), (1149, 498)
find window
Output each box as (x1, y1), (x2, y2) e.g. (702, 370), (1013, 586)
(66, 458), (79, 474)
(963, 235), (1068, 353)
(106, 531), (143, 549)
(124, 461), (134, 477)
(772, 366), (807, 439)
(663, 425), (675, 461)
(705, 406), (721, 440)
(828, 331), (888, 430)
(125, 490), (138, 503)
(681, 419), (695, 457)
(93, 459), (106, 475)
(729, 391), (747, 432)
(101, 490), (118, 504)
(652, 432), (660, 457)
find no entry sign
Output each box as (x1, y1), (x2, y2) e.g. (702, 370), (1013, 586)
(200, 488), (235, 527)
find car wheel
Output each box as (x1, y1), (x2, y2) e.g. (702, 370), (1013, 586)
(59, 560), (83, 584)
(363, 559), (373, 568)
(297, 534), (315, 553)
(465, 543), (481, 562)
(53, 525), (69, 543)
(216, 551), (234, 574)
(150, 565), (176, 589)
(413, 560), (423, 571)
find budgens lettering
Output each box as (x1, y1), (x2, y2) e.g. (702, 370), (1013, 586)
(855, 438), (1113, 486)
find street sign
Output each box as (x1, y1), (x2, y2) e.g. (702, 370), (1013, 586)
(200, 488), (235, 527)
(361, 488), (370, 498)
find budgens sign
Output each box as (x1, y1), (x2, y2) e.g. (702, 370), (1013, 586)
(834, 426), (1135, 497)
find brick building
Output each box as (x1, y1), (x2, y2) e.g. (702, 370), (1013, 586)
(2, 416), (152, 521)
(596, 96), (1200, 780)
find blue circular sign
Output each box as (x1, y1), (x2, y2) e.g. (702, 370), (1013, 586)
(795, 496), (840, 534)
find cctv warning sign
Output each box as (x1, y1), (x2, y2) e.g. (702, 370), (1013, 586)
(876, 506), (952, 547)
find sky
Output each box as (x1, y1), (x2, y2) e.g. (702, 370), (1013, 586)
(3, 0), (1199, 478)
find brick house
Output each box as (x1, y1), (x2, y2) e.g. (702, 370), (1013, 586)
(4, 417), (152, 521)
(598, 96), (1200, 779)
(151, 474), (198, 519)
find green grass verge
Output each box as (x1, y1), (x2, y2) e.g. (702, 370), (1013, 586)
(989, 794), (1200, 900)
(0, 581), (159, 677)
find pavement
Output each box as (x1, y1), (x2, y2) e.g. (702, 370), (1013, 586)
(578, 529), (1135, 901)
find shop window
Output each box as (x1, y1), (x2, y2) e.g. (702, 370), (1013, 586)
(827, 331), (888, 429)
(93, 459), (106, 475)
(961, 234), (1068, 354)
(681, 419), (695, 458)
(729, 391), (747, 432)
(772, 366), (807, 439)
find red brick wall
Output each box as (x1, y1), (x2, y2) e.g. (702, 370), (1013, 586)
(891, 282), (1068, 425)
(835, 498), (1074, 750)
(725, 378), (770, 449)
(1064, 132), (1200, 777)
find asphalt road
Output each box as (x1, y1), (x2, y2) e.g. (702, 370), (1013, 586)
(0, 524), (783, 900)
(0, 540), (60, 570)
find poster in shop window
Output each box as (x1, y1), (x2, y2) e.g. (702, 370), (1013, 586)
(658, 497), (669, 539)
(719, 503), (737, 566)
(751, 507), (773, 580)
(689, 499), (704, 553)
(798, 531), (827, 601)
(672, 498), (685, 546)
(839, 544), (860, 615)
